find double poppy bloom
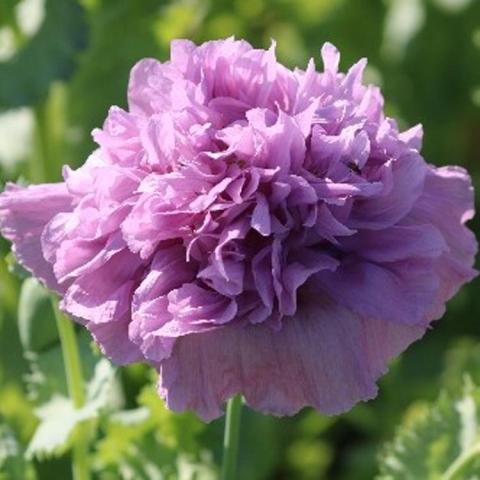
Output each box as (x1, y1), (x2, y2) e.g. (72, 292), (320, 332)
(0, 39), (476, 420)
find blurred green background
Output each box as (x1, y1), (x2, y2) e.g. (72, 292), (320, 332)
(0, 0), (479, 479)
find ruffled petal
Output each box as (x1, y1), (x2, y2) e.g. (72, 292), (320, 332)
(161, 282), (238, 337)
(408, 166), (478, 315)
(61, 249), (143, 324)
(127, 58), (188, 115)
(316, 258), (439, 326)
(342, 224), (447, 262)
(0, 183), (72, 291)
(158, 295), (424, 421)
(348, 153), (427, 229)
(87, 313), (143, 365)
(129, 244), (195, 361)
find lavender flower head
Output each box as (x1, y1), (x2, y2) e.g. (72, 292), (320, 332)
(0, 39), (477, 420)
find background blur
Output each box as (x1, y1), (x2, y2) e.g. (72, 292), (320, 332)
(0, 0), (479, 479)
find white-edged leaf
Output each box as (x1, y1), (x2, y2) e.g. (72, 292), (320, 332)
(93, 385), (217, 479)
(377, 377), (480, 479)
(109, 407), (150, 426)
(0, 422), (33, 480)
(24, 330), (97, 405)
(26, 395), (78, 459)
(177, 453), (217, 480)
(26, 358), (116, 459)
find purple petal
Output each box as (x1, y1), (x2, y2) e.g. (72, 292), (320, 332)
(342, 224), (447, 262)
(158, 296), (424, 421)
(348, 153), (427, 229)
(163, 282), (238, 336)
(0, 183), (72, 291)
(408, 166), (478, 314)
(61, 249), (143, 324)
(87, 313), (143, 365)
(129, 244), (195, 360)
(316, 258), (439, 326)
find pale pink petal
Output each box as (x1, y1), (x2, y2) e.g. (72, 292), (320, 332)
(316, 258), (439, 326)
(158, 296), (424, 421)
(0, 183), (72, 291)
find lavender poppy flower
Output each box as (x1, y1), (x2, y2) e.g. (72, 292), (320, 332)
(0, 39), (476, 421)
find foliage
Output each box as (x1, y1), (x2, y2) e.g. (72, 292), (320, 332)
(378, 378), (480, 479)
(0, 0), (88, 109)
(0, 0), (479, 479)
(94, 386), (217, 479)
(0, 423), (36, 480)
(26, 359), (116, 460)
(18, 278), (56, 352)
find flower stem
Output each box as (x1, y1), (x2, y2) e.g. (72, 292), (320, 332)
(31, 102), (49, 183)
(442, 443), (480, 480)
(51, 298), (90, 480)
(221, 395), (243, 480)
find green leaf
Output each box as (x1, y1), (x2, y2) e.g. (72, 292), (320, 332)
(442, 338), (480, 391)
(0, 423), (22, 475)
(0, 0), (87, 109)
(175, 454), (217, 480)
(0, 0), (21, 31)
(5, 252), (29, 280)
(137, 387), (204, 452)
(18, 278), (57, 352)
(0, 422), (36, 480)
(0, 383), (37, 444)
(24, 329), (98, 404)
(26, 358), (116, 460)
(94, 385), (216, 480)
(377, 378), (480, 479)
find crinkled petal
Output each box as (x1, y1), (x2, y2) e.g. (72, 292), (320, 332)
(158, 296), (424, 421)
(0, 183), (72, 291)
(161, 282), (238, 337)
(408, 166), (478, 315)
(61, 249), (143, 324)
(316, 258), (439, 326)
(342, 224), (447, 262)
(128, 58), (188, 115)
(348, 153), (427, 229)
(129, 244), (196, 360)
(87, 313), (143, 365)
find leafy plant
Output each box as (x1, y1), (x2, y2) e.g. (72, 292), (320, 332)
(94, 385), (216, 479)
(0, 422), (36, 480)
(0, 1), (479, 479)
(378, 378), (480, 480)
(0, 0), (87, 109)
(26, 359), (117, 460)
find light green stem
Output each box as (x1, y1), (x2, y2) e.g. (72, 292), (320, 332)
(442, 443), (480, 480)
(31, 102), (49, 183)
(221, 395), (243, 480)
(51, 298), (90, 480)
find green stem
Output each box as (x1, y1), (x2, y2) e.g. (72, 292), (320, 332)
(0, 256), (18, 315)
(221, 395), (243, 480)
(442, 443), (480, 480)
(31, 102), (49, 183)
(51, 298), (90, 480)
(31, 83), (68, 183)
(4, 5), (25, 46)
